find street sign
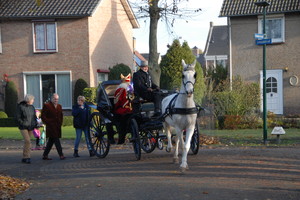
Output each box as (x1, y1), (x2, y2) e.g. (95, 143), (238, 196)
(256, 38), (272, 45)
(254, 33), (264, 39)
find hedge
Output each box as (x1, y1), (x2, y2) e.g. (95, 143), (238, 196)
(0, 116), (74, 127)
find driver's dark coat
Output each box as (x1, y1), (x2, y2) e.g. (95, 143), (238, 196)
(133, 69), (158, 99)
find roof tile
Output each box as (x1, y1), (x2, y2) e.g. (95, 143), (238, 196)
(0, 0), (102, 18)
(220, 0), (300, 17)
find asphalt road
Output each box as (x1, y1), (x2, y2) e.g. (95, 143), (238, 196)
(0, 139), (300, 200)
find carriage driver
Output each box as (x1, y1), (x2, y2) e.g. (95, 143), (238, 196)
(132, 60), (162, 118)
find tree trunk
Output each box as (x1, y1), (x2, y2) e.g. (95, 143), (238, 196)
(148, 0), (161, 86)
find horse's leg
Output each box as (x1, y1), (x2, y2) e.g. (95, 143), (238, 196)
(180, 128), (194, 172)
(173, 128), (182, 164)
(165, 124), (172, 153)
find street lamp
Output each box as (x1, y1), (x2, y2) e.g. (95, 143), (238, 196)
(255, 1), (270, 145)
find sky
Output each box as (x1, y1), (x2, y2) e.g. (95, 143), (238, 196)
(132, 0), (227, 54)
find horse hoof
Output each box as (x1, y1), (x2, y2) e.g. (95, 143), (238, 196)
(166, 147), (171, 153)
(180, 167), (187, 173)
(173, 158), (179, 164)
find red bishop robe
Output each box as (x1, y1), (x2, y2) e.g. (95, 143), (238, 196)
(114, 83), (132, 115)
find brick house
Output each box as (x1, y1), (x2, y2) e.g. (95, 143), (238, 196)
(0, 0), (139, 110)
(220, 0), (300, 115)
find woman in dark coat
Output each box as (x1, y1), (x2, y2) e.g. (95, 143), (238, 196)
(16, 94), (38, 164)
(72, 95), (94, 157)
(41, 93), (65, 160)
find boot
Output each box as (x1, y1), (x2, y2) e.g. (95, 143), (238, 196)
(89, 150), (95, 157)
(73, 150), (80, 158)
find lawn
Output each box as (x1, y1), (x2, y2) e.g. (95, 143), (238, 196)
(0, 126), (299, 146)
(202, 128), (300, 146)
(0, 126), (76, 140)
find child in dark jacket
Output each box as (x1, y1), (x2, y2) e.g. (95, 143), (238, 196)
(72, 96), (95, 157)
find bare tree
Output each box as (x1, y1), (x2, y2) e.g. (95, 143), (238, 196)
(130, 0), (201, 85)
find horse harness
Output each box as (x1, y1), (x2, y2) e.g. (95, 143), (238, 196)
(161, 93), (200, 121)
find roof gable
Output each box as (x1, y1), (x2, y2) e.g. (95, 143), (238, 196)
(220, 0), (300, 17)
(204, 24), (228, 56)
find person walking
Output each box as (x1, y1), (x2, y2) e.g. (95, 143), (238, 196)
(41, 93), (65, 160)
(16, 94), (38, 164)
(72, 96), (95, 157)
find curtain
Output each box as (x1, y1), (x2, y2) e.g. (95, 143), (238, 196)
(47, 23), (56, 50)
(26, 75), (41, 108)
(57, 74), (71, 108)
(35, 24), (45, 50)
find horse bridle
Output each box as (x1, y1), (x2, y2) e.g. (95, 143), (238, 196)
(181, 68), (197, 94)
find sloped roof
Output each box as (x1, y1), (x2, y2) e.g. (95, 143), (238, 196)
(204, 25), (228, 56)
(0, 0), (101, 18)
(220, 0), (300, 17)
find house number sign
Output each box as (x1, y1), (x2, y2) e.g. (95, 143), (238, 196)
(289, 75), (298, 86)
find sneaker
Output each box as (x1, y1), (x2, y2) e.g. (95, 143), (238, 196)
(42, 156), (52, 160)
(89, 150), (95, 157)
(60, 156), (66, 160)
(21, 158), (31, 164)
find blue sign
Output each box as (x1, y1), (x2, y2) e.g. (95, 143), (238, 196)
(256, 39), (272, 45)
(254, 33), (264, 39)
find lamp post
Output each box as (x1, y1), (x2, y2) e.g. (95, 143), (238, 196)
(255, 1), (270, 144)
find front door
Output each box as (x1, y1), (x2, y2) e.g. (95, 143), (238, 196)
(260, 70), (283, 114)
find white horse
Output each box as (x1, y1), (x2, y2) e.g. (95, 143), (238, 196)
(162, 59), (198, 172)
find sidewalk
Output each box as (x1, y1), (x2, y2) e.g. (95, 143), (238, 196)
(1, 139), (300, 200)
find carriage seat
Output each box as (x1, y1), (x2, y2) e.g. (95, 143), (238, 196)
(132, 95), (154, 113)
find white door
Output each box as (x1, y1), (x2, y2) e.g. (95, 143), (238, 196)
(260, 70), (283, 114)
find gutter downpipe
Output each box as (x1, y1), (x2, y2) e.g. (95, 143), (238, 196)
(228, 17), (232, 90)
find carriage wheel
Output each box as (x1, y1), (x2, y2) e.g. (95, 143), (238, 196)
(129, 118), (141, 160)
(190, 121), (200, 155)
(89, 112), (110, 158)
(140, 130), (156, 153)
(157, 137), (164, 150)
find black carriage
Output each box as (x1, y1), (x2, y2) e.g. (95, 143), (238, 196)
(88, 80), (201, 160)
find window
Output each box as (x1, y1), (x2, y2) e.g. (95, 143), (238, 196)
(266, 77), (277, 93)
(33, 21), (57, 53)
(97, 73), (108, 83)
(24, 72), (71, 109)
(205, 55), (228, 69)
(258, 15), (285, 43)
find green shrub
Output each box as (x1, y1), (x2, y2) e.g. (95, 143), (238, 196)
(0, 111), (8, 118)
(5, 81), (18, 117)
(108, 63), (131, 80)
(83, 87), (97, 104)
(74, 78), (88, 104)
(62, 116), (73, 127)
(0, 117), (17, 127)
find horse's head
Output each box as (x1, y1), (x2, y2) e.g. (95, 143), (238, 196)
(181, 59), (197, 97)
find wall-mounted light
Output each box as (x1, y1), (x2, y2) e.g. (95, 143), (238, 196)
(284, 67), (288, 72)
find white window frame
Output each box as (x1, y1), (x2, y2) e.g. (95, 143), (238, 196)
(205, 55), (228, 68)
(258, 14), (285, 43)
(23, 71), (72, 109)
(32, 20), (58, 53)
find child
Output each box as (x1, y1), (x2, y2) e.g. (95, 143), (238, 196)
(33, 110), (43, 150)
